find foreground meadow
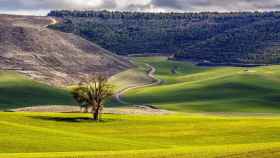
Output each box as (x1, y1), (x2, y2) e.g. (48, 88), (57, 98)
(1, 112), (280, 158)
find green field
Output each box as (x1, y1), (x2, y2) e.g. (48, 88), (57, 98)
(122, 57), (280, 113)
(2, 57), (280, 157)
(0, 71), (75, 110)
(1, 112), (280, 158)
(108, 66), (153, 92)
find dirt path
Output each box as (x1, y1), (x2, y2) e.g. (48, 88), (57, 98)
(39, 17), (58, 31)
(44, 17), (58, 27)
(115, 64), (162, 105)
(49, 18), (58, 25)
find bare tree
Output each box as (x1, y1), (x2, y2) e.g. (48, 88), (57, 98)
(71, 76), (113, 121)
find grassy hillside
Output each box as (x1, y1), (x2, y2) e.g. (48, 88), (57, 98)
(108, 66), (153, 92)
(1, 112), (280, 157)
(122, 57), (280, 113)
(0, 71), (75, 110)
(107, 60), (154, 107)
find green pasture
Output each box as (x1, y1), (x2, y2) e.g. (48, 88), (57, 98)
(1, 112), (280, 158)
(0, 71), (75, 110)
(122, 57), (280, 113)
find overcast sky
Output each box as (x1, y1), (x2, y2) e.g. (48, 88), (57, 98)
(1, 0), (280, 15)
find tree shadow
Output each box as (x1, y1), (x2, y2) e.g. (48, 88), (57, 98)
(29, 116), (115, 123)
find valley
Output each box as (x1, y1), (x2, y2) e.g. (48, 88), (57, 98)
(2, 10), (280, 158)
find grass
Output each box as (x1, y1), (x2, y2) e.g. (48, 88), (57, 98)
(0, 71), (75, 110)
(1, 112), (280, 157)
(121, 57), (280, 113)
(108, 66), (153, 92)
(106, 61), (154, 107)
(3, 57), (280, 157)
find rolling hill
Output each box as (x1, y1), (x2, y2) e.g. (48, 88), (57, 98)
(49, 11), (280, 65)
(118, 57), (280, 113)
(0, 71), (75, 110)
(0, 14), (133, 86)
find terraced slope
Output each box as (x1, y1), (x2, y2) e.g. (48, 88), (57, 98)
(122, 57), (280, 113)
(0, 15), (132, 86)
(1, 112), (280, 158)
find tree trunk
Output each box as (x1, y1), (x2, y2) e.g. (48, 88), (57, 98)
(93, 110), (99, 121)
(93, 105), (100, 121)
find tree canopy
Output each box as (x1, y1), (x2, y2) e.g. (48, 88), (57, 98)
(49, 10), (280, 64)
(71, 76), (113, 121)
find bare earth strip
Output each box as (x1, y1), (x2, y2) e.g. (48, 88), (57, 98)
(12, 106), (172, 115)
(40, 17), (58, 30)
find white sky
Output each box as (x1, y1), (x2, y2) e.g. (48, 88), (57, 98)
(1, 0), (280, 15)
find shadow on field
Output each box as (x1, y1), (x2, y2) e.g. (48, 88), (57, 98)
(29, 116), (115, 123)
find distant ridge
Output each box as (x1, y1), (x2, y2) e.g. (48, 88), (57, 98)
(49, 10), (280, 64)
(0, 15), (133, 86)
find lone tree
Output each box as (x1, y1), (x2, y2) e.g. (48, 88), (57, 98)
(71, 76), (113, 121)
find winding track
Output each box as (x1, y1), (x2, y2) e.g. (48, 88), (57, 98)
(115, 64), (162, 105)
(46, 17), (161, 106)
(39, 17), (58, 31)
